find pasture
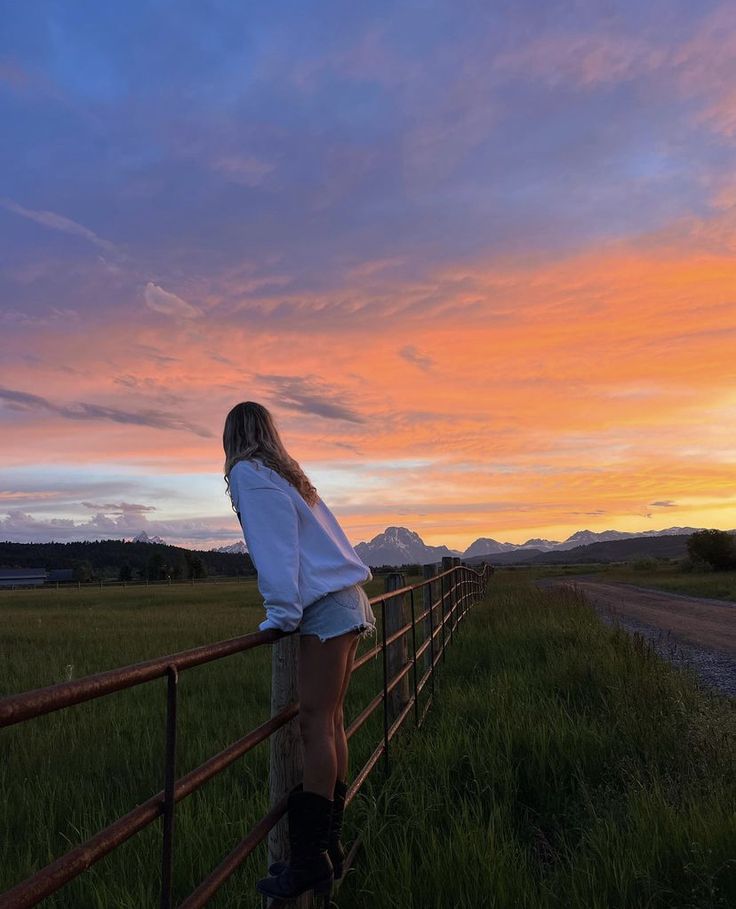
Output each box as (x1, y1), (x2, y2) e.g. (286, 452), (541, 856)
(2, 571), (735, 907)
(0, 575), (414, 907)
(599, 563), (736, 602)
(338, 573), (736, 908)
(503, 561), (736, 603)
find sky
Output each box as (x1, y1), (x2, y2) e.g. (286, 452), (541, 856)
(1, 0), (735, 552)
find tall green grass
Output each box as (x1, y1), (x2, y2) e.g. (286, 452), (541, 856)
(503, 561), (736, 602)
(599, 564), (736, 602)
(338, 574), (736, 908)
(2, 573), (734, 907)
(0, 576), (409, 907)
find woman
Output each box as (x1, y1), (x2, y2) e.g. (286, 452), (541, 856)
(223, 401), (376, 903)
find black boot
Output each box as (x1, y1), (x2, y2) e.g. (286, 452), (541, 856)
(256, 788), (333, 903)
(269, 780), (348, 880)
(328, 778), (348, 880)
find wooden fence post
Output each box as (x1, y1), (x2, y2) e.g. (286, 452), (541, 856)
(451, 557), (462, 631)
(421, 564), (436, 675)
(457, 559), (466, 621)
(440, 557), (454, 653)
(441, 556), (454, 608)
(268, 635), (309, 909)
(384, 572), (410, 725)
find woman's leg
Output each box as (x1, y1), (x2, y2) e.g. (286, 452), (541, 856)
(334, 634), (360, 781)
(298, 631), (357, 799)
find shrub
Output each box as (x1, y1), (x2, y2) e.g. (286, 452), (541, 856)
(686, 529), (736, 571)
(631, 556), (659, 571)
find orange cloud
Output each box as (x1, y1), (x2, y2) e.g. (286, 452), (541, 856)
(2, 208), (736, 546)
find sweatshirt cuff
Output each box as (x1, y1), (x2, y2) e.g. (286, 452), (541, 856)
(258, 617), (283, 632)
(259, 615), (302, 633)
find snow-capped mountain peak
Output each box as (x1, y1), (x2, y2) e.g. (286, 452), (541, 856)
(355, 526), (461, 567)
(521, 538), (560, 551)
(213, 541), (248, 555)
(132, 531), (166, 545)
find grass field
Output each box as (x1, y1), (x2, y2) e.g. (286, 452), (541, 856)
(2, 570), (735, 907)
(338, 572), (736, 908)
(0, 574), (418, 908)
(598, 563), (736, 601)
(504, 561), (736, 602)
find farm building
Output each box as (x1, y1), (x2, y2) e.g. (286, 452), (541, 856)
(0, 568), (47, 588)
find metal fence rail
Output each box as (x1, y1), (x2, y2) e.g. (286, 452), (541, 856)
(0, 561), (492, 909)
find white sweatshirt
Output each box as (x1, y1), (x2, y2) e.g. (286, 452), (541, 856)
(228, 458), (372, 633)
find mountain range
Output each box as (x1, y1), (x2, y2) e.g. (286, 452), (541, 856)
(129, 524), (722, 569)
(354, 525), (708, 567)
(130, 534), (249, 555)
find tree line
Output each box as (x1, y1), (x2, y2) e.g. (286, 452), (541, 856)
(686, 529), (736, 571)
(0, 540), (255, 582)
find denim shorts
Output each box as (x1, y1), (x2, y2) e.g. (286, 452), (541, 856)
(299, 584), (377, 643)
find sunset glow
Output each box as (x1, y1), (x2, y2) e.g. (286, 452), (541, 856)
(1, 2), (735, 550)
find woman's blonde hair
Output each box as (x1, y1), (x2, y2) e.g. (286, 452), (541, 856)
(223, 401), (318, 507)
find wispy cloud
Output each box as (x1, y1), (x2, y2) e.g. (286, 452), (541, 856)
(493, 31), (664, 88)
(347, 257), (406, 278)
(492, 7), (736, 142)
(0, 388), (212, 437)
(211, 154), (275, 186)
(256, 374), (366, 423)
(81, 501), (157, 514)
(0, 490), (59, 502)
(331, 440), (364, 454)
(673, 5), (736, 138)
(399, 344), (435, 371)
(133, 344), (181, 365)
(143, 282), (201, 318)
(0, 197), (118, 253)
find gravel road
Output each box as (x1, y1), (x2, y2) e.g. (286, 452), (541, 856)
(537, 577), (736, 698)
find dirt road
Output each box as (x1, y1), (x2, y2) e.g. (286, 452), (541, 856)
(538, 577), (736, 696)
(545, 579), (736, 654)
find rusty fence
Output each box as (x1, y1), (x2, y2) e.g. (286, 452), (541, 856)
(0, 559), (492, 909)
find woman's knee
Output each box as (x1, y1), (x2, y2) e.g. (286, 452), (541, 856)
(299, 704), (335, 743)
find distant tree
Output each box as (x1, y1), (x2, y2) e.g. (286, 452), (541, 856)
(72, 559), (94, 582)
(0, 539), (249, 580)
(146, 552), (165, 582)
(186, 553), (207, 579)
(119, 563), (133, 582)
(686, 530), (736, 571)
